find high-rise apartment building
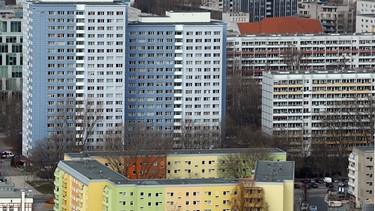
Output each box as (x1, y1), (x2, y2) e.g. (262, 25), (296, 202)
(22, 0), (226, 156)
(249, 0), (298, 22)
(227, 33), (375, 83)
(262, 71), (375, 156)
(224, 0), (298, 22)
(22, 0), (128, 156)
(348, 146), (374, 208)
(126, 13), (226, 148)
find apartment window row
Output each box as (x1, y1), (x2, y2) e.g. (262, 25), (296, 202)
(129, 31), (177, 36)
(87, 11), (123, 16)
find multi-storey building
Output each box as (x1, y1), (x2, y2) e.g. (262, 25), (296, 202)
(356, 0), (375, 32)
(22, 0), (128, 156)
(0, 10), (22, 99)
(22, 0), (226, 156)
(223, 0), (298, 22)
(53, 159), (294, 211)
(262, 71), (375, 156)
(222, 12), (249, 33)
(348, 146), (374, 208)
(227, 33), (375, 83)
(298, 2), (355, 33)
(0, 182), (34, 211)
(64, 148), (287, 179)
(254, 0), (298, 22)
(202, 0), (223, 11)
(126, 12), (226, 148)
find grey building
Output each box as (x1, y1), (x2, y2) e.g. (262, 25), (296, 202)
(348, 146), (374, 209)
(224, 0), (298, 22)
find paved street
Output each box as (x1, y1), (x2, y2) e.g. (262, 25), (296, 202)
(294, 183), (328, 211)
(0, 133), (53, 210)
(294, 182), (362, 211)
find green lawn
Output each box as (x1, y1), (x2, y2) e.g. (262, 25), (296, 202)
(26, 180), (54, 194)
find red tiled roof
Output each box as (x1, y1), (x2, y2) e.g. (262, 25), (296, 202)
(238, 16), (323, 35)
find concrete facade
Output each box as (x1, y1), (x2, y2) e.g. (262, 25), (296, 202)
(262, 71), (375, 155)
(22, 0), (227, 156)
(227, 33), (375, 83)
(348, 146), (374, 208)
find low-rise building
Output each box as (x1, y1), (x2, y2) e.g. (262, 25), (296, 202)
(0, 182), (33, 211)
(54, 159), (294, 211)
(347, 146), (374, 208)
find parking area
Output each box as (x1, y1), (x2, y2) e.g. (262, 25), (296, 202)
(294, 179), (361, 211)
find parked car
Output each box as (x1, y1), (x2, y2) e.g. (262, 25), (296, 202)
(301, 203), (310, 210)
(2, 151), (14, 158)
(309, 205), (318, 211)
(324, 177), (332, 183)
(312, 183), (318, 188)
(326, 183), (334, 188)
(294, 183), (300, 189)
(315, 178), (324, 184)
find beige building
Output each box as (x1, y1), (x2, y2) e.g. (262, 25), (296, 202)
(348, 146), (374, 208)
(262, 71), (375, 156)
(298, 2), (355, 33)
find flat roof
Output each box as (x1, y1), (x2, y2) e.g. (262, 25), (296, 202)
(128, 21), (224, 26)
(64, 148), (286, 159)
(0, 182), (33, 198)
(254, 161), (294, 182)
(229, 32), (375, 38)
(30, 1), (124, 5)
(59, 160), (239, 186)
(268, 69), (375, 75)
(353, 145), (374, 152)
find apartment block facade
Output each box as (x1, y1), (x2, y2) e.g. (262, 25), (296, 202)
(22, 0), (226, 156)
(227, 33), (375, 83)
(298, 2), (355, 33)
(262, 71), (375, 156)
(347, 146), (374, 208)
(22, 0), (128, 156)
(126, 13), (226, 148)
(54, 159), (294, 211)
(356, 0), (375, 32)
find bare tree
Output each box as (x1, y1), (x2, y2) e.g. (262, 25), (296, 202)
(30, 137), (77, 181)
(218, 149), (272, 178)
(317, 97), (372, 176)
(282, 44), (305, 71)
(226, 73), (261, 129)
(225, 71), (263, 148)
(177, 118), (222, 149)
(103, 125), (173, 179)
(52, 97), (103, 152)
(230, 178), (269, 211)
(0, 94), (22, 153)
